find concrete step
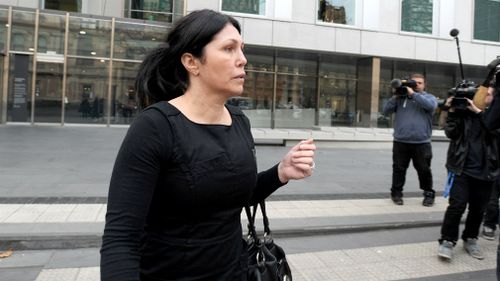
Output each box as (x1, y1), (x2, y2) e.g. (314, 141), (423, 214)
(0, 197), (449, 250)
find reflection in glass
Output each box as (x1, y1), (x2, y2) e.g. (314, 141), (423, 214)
(11, 10), (36, 52)
(318, 0), (355, 25)
(34, 62), (63, 122)
(401, 0), (433, 34)
(0, 9), (6, 109)
(245, 46), (274, 72)
(231, 71), (273, 128)
(44, 0), (81, 12)
(67, 17), (112, 58)
(114, 21), (165, 60)
(222, 0), (266, 15)
(128, 0), (173, 22)
(474, 0), (500, 42)
(38, 13), (65, 56)
(318, 57), (357, 127)
(274, 75), (316, 128)
(379, 60), (394, 127)
(0, 9), (8, 53)
(65, 58), (109, 124)
(277, 50), (317, 76)
(111, 61), (140, 124)
(236, 46), (274, 128)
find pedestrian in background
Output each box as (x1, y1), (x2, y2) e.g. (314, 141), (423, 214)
(482, 73), (500, 280)
(438, 92), (499, 261)
(481, 85), (500, 241)
(100, 9), (316, 281)
(383, 74), (438, 206)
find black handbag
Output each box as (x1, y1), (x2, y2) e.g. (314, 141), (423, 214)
(245, 201), (292, 281)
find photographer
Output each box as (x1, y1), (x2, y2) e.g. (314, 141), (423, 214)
(437, 92), (499, 261)
(383, 73), (437, 206)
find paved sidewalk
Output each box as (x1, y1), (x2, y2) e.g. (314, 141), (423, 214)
(0, 196), (496, 281)
(0, 197), (449, 250)
(4, 124), (495, 281)
(3, 238), (496, 281)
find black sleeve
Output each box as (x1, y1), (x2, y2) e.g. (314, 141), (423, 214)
(444, 112), (463, 140)
(237, 111), (286, 205)
(250, 164), (286, 205)
(100, 110), (172, 281)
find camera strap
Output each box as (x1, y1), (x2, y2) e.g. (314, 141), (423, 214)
(443, 171), (455, 198)
(403, 97), (407, 108)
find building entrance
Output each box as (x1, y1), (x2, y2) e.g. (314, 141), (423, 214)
(34, 62), (63, 123)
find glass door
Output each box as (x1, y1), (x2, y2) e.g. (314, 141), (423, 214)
(34, 62), (63, 123)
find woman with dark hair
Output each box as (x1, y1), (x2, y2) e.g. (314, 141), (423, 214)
(100, 9), (316, 281)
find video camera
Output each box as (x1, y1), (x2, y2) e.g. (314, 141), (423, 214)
(487, 57), (500, 90)
(447, 80), (478, 110)
(390, 78), (417, 97)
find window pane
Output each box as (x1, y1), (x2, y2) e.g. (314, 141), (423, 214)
(0, 9), (8, 54)
(38, 13), (65, 55)
(230, 71), (273, 128)
(230, 46), (274, 128)
(11, 10), (36, 52)
(275, 75), (316, 128)
(474, 0), (500, 42)
(128, 0), (173, 22)
(65, 58), (109, 124)
(67, 17), (112, 58)
(114, 21), (166, 60)
(0, 9), (6, 110)
(245, 46), (274, 72)
(111, 61), (140, 124)
(318, 55), (357, 127)
(276, 50), (317, 76)
(222, 0), (266, 16)
(44, 0), (81, 12)
(318, 0), (355, 25)
(401, 0), (433, 34)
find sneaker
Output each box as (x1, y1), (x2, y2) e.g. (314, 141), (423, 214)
(391, 195), (403, 205)
(422, 191), (435, 207)
(464, 238), (484, 260)
(438, 240), (454, 260)
(482, 226), (496, 241)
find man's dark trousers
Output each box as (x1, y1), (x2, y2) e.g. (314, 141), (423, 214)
(440, 173), (493, 242)
(391, 141), (433, 197)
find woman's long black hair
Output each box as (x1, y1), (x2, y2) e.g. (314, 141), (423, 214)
(135, 9), (241, 108)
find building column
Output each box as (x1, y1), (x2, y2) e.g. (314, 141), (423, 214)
(0, 7), (12, 124)
(356, 57), (380, 128)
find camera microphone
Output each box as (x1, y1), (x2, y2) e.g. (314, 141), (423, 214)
(390, 79), (402, 88)
(450, 28), (465, 81)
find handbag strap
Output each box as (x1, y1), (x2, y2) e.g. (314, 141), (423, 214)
(245, 200), (273, 240)
(259, 200), (272, 236)
(245, 205), (258, 242)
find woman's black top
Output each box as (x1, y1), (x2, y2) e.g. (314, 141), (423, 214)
(100, 102), (285, 281)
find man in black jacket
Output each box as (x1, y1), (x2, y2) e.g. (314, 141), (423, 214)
(438, 94), (499, 261)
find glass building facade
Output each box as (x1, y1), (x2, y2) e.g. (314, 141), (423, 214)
(0, 3), (490, 129)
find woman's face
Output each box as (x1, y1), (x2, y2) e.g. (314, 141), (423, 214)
(196, 24), (247, 97)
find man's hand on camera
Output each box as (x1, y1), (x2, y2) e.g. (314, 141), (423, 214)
(466, 98), (481, 114)
(406, 87), (415, 96)
(445, 97), (454, 112)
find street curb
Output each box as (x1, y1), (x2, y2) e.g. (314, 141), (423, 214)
(0, 220), (444, 251)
